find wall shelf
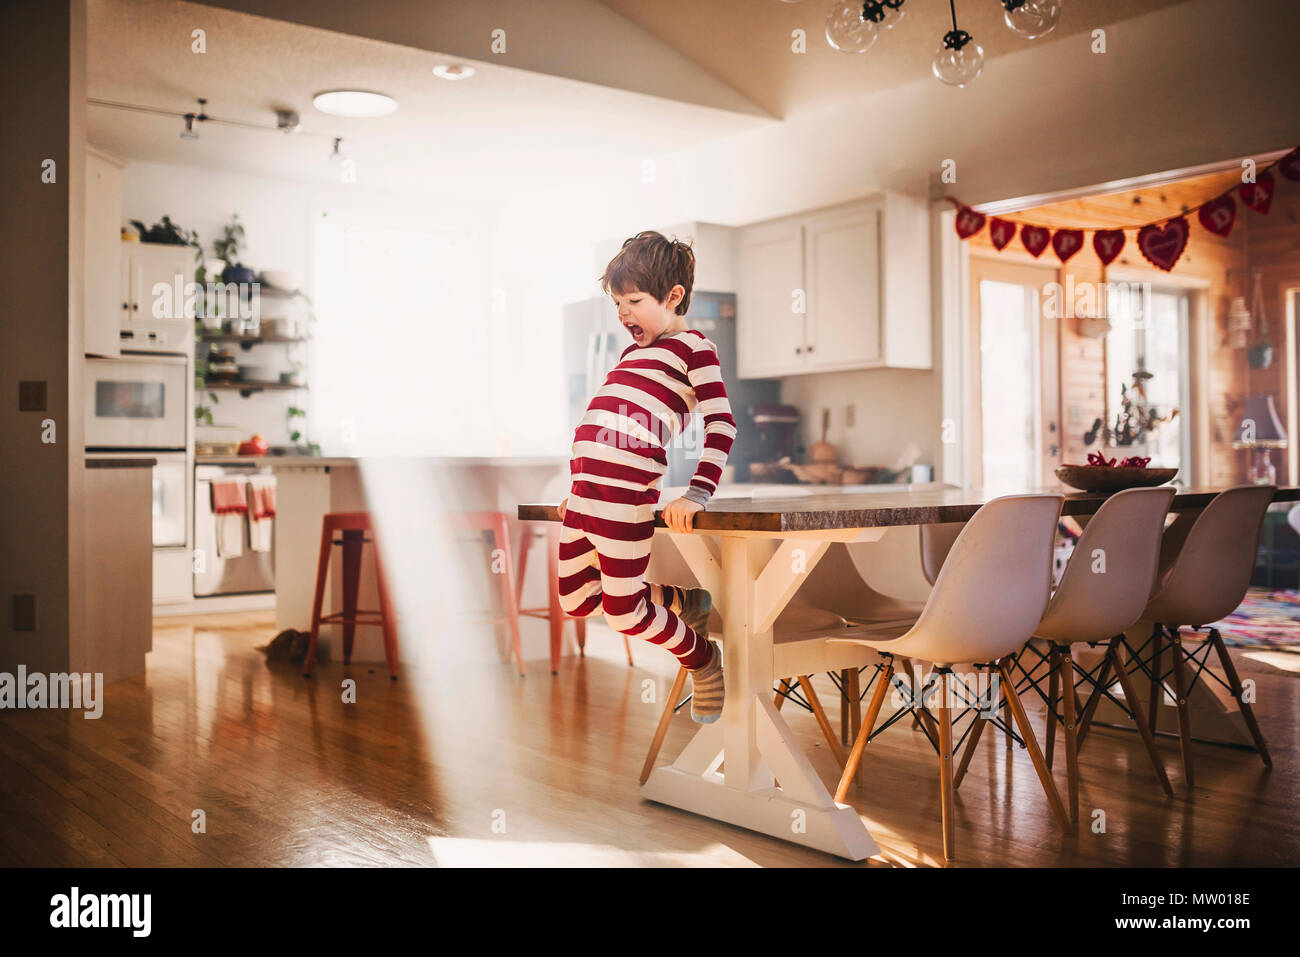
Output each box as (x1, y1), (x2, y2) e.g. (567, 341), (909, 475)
(200, 331), (307, 351)
(202, 380), (307, 398)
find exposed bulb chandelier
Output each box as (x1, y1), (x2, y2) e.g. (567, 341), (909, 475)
(822, 0), (1063, 87)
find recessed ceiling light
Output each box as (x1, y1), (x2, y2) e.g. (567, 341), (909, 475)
(432, 64), (475, 81)
(312, 90), (397, 118)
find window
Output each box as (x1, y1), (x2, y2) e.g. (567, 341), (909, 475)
(1105, 285), (1191, 475)
(312, 216), (488, 455)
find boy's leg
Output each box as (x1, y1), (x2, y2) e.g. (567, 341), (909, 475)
(556, 512), (602, 618)
(590, 512), (711, 671)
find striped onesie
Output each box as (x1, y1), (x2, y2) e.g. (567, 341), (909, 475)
(558, 328), (737, 669)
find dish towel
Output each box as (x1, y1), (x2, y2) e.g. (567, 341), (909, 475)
(212, 478), (247, 558)
(247, 476), (276, 553)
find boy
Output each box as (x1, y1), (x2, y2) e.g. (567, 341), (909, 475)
(556, 231), (737, 723)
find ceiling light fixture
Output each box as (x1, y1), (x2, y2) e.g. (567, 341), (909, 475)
(432, 63), (475, 81)
(276, 108), (302, 133)
(312, 90), (397, 118)
(932, 0), (984, 87)
(180, 97), (208, 139)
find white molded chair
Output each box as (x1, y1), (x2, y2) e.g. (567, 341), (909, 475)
(956, 487), (1177, 829)
(1101, 486), (1276, 787)
(827, 493), (1070, 862)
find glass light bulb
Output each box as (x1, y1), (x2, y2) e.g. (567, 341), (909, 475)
(825, 2), (877, 54)
(1003, 0), (1062, 40)
(932, 32), (984, 87)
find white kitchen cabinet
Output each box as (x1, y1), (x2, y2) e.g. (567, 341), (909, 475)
(124, 242), (194, 324)
(736, 192), (931, 377)
(737, 220), (806, 378)
(84, 147), (125, 357)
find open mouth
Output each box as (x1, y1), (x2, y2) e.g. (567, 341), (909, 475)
(623, 322), (644, 341)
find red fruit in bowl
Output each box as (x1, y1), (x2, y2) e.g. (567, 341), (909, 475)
(237, 434), (269, 456)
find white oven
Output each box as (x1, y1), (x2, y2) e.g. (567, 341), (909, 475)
(85, 353), (188, 450)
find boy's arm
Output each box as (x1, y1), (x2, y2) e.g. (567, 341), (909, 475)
(682, 338), (737, 507)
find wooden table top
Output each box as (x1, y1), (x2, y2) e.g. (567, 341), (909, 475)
(517, 484), (1300, 533)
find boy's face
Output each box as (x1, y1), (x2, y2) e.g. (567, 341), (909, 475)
(612, 285), (683, 347)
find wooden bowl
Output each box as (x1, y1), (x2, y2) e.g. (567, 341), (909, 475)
(1055, 465), (1178, 493)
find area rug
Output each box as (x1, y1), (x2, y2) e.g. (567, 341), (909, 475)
(1210, 588), (1300, 653)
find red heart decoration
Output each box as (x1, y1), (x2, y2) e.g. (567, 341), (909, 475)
(1278, 147), (1300, 182)
(1240, 171), (1274, 214)
(1092, 229), (1126, 266)
(1197, 194), (1236, 237)
(954, 206), (986, 239)
(1020, 225), (1050, 258)
(989, 217), (1016, 251)
(1052, 229), (1084, 263)
(1136, 218), (1189, 272)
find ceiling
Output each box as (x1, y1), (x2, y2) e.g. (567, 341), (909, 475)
(85, 0), (771, 195)
(999, 169), (1248, 229)
(594, 0), (1195, 117)
(88, 0), (1200, 197)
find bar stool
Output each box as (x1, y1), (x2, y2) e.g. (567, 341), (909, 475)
(515, 521), (633, 675)
(304, 511), (398, 680)
(450, 511), (526, 677)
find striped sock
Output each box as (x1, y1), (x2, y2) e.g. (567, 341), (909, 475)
(679, 588), (713, 636)
(689, 640), (724, 724)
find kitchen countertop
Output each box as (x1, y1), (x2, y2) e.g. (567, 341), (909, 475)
(196, 454), (568, 467)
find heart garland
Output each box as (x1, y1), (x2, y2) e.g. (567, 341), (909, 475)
(1136, 217), (1189, 272)
(1051, 228), (1084, 263)
(945, 145), (1297, 272)
(1020, 225), (1050, 258)
(1197, 194), (1236, 237)
(1279, 147), (1300, 182)
(1092, 229), (1125, 266)
(989, 217), (1016, 250)
(1240, 171), (1274, 214)
(954, 206), (986, 239)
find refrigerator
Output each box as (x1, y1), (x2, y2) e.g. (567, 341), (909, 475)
(562, 291), (780, 485)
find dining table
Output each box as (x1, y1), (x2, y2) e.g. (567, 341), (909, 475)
(517, 482), (1300, 860)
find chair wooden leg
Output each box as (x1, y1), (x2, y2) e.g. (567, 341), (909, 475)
(1059, 646), (1079, 832)
(1167, 626), (1195, 788)
(848, 667), (863, 787)
(1147, 624), (1164, 738)
(1075, 645), (1113, 751)
(1106, 637), (1173, 796)
(840, 669), (851, 745)
(575, 618), (587, 656)
(774, 678), (790, 711)
(938, 671), (956, 863)
(1045, 646), (1060, 770)
(1209, 629), (1271, 767)
(954, 683), (988, 792)
(834, 660), (893, 803)
(640, 666), (689, 785)
(997, 659), (1071, 832)
(304, 519), (334, 677)
(798, 676), (846, 769)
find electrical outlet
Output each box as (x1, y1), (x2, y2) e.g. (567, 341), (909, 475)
(12, 594), (36, 631)
(19, 381), (46, 412)
(845, 404), (856, 428)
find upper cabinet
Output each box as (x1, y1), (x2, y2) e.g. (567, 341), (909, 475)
(84, 147), (126, 357)
(736, 192), (931, 377)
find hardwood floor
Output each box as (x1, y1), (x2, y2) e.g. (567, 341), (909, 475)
(0, 610), (1295, 867)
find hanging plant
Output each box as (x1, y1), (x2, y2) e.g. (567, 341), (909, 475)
(1246, 272), (1273, 369)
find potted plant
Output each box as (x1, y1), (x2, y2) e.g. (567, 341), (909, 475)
(213, 213), (255, 285)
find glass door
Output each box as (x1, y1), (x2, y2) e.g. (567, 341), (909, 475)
(968, 257), (1060, 491)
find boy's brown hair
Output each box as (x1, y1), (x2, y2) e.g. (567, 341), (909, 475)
(599, 231), (695, 316)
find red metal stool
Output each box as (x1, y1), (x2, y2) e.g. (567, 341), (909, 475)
(450, 511), (527, 677)
(305, 511), (398, 680)
(515, 521), (635, 675)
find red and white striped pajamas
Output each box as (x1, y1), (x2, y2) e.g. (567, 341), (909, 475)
(558, 329), (736, 669)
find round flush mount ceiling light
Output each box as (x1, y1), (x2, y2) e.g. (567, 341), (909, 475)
(431, 63), (475, 81)
(312, 90), (397, 118)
